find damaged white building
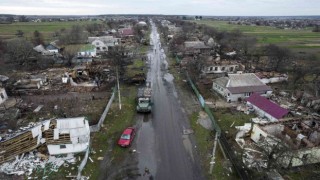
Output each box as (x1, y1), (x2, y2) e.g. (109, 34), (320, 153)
(238, 116), (320, 168)
(0, 117), (90, 164)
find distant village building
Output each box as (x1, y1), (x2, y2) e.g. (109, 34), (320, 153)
(184, 41), (211, 56)
(137, 21), (147, 26)
(118, 28), (134, 38)
(77, 45), (97, 58)
(46, 43), (60, 54)
(212, 73), (272, 102)
(88, 36), (120, 54)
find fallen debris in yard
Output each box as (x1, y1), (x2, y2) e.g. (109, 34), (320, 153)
(0, 152), (77, 176)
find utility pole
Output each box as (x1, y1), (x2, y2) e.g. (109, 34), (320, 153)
(116, 66), (121, 110)
(209, 132), (219, 174)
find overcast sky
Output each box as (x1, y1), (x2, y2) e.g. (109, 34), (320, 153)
(0, 0), (319, 16)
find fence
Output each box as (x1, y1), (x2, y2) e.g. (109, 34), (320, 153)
(77, 86), (117, 179)
(183, 63), (250, 180)
(90, 86), (116, 132)
(77, 141), (90, 179)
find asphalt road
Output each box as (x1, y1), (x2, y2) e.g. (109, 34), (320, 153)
(134, 21), (205, 180)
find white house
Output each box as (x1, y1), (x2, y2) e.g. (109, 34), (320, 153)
(0, 88), (8, 105)
(88, 36), (120, 54)
(46, 44), (60, 54)
(212, 73), (272, 102)
(77, 45), (97, 58)
(47, 117), (90, 155)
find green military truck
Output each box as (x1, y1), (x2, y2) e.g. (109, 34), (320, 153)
(136, 84), (152, 113)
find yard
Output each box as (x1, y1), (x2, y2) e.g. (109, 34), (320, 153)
(0, 21), (97, 41)
(191, 20), (320, 58)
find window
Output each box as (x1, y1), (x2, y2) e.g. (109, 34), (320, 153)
(209, 67), (213, 71)
(96, 47), (100, 50)
(245, 92), (252, 97)
(214, 67), (218, 71)
(96, 42), (100, 45)
(102, 47), (107, 50)
(221, 67), (225, 71)
(60, 145), (66, 149)
(229, 67), (234, 72)
(0, 93), (4, 99)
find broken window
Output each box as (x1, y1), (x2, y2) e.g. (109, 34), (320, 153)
(60, 145), (66, 149)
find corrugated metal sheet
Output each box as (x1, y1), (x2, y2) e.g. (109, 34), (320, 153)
(228, 73), (265, 87)
(56, 117), (86, 129)
(247, 93), (289, 119)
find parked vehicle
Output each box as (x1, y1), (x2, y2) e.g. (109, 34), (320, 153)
(136, 83), (152, 113)
(118, 127), (135, 147)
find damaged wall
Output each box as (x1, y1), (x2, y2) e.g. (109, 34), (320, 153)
(0, 117), (90, 164)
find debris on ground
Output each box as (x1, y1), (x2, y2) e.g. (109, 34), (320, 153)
(0, 152), (77, 176)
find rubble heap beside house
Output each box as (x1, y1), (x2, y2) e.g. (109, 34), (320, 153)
(255, 72), (288, 84)
(0, 117), (90, 164)
(236, 115), (320, 169)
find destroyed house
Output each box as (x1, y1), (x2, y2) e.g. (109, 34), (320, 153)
(251, 116), (320, 167)
(202, 59), (243, 75)
(184, 41), (211, 56)
(0, 117), (90, 164)
(247, 93), (289, 121)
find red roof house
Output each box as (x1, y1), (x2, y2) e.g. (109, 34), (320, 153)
(247, 93), (289, 121)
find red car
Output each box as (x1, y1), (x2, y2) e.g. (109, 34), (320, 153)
(118, 127), (135, 147)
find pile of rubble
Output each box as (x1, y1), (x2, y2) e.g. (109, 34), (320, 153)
(0, 151), (76, 176)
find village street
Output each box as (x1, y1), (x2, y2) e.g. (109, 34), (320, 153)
(132, 22), (205, 180)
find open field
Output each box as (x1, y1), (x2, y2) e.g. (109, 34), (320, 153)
(0, 21), (97, 41)
(191, 20), (320, 57)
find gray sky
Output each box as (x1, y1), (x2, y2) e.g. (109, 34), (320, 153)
(0, 0), (319, 16)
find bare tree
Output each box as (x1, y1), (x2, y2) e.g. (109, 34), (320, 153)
(264, 44), (292, 72)
(31, 30), (44, 45)
(15, 30), (24, 37)
(59, 25), (88, 45)
(62, 46), (80, 67)
(5, 38), (34, 66)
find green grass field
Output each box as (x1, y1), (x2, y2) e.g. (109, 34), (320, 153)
(0, 21), (96, 41)
(191, 20), (320, 57)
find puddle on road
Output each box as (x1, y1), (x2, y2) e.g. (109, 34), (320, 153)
(136, 119), (157, 179)
(163, 73), (174, 82)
